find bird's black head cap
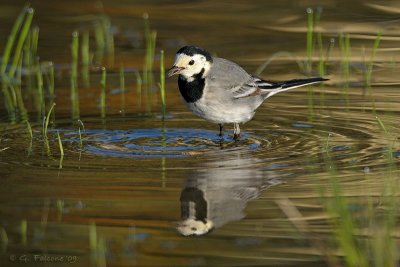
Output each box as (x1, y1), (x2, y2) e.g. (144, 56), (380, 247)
(177, 46), (213, 62)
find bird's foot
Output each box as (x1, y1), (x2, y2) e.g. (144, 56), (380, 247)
(233, 123), (241, 141)
(233, 133), (240, 140)
(218, 124), (224, 138)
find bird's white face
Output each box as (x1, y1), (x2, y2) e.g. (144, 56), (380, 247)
(177, 218), (214, 236)
(168, 53), (211, 80)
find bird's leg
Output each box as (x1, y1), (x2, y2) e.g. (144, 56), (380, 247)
(218, 124), (224, 137)
(233, 123), (241, 140)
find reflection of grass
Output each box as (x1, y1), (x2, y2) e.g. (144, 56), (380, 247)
(0, 227), (8, 252)
(20, 220), (27, 245)
(89, 222), (107, 267)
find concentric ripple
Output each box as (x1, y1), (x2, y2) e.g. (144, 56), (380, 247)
(63, 128), (269, 158)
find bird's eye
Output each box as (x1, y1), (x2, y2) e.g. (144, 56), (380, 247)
(191, 227), (197, 231)
(188, 60), (195, 65)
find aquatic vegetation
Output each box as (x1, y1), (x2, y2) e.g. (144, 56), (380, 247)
(100, 67), (107, 119)
(135, 71), (143, 108)
(159, 50), (166, 118)
(89, 222), (107, 267)
(339, 33), (351, 87)
(57, 130), (64, 169)
(317, 116), (399, 266)
(119, 66), (126, 115)
(56, 130), (64, 156)
(1, 5), (34, 122)
(47, 62), (55, 108)
(35, 60), (45, 118)
(142, 13), (157, 89)
(306, 8), (314, 74)
(365, 33), (382, 94)
(77, 119), (85, 148)
(93, 15), (115, 65)
(42, 103), (55, 141)
(1, 3), (400, 267)
(0, 227), (8, 252)
(81, 31), (91, 88)
(20, 220), (27, 245)
(71, 31), (80, 120)
(56, 199), (64, 221)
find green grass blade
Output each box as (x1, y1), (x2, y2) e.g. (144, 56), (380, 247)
(100, 67), (107, 119)
(0, 5), (29, 74)
(71, 31), (80, 120)
(43, 103), (56, 140)
(160, 50), (166, 117)
(56, 131), (64, 156)
(36, 62), (45, 117)
(306, 8), (314, 74)
(365, 32), (381, 92)
(8, 8), (35, 79)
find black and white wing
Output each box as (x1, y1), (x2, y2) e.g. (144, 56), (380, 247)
(232, 76), (328, 99)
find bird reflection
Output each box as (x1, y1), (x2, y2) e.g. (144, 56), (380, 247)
(177, 155), (283, 236)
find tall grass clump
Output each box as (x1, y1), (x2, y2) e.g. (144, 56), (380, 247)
(1, 5), (34, 122)
(24, 26), (39, 94)
(71, 31), (80, 120)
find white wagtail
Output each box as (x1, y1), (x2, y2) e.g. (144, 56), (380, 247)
(167, 46), (328, 139)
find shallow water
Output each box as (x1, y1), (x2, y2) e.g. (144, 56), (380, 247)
(1, 1), (400, 266)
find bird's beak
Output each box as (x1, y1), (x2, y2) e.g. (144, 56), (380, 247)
(167, 65), (184, 77)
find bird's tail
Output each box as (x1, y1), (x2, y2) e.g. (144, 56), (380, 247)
(258, 77), (328, 98)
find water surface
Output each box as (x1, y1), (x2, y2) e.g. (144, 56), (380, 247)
(0, 1), (399, 266)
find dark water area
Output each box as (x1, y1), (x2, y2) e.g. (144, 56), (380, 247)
(0, 0), (400, 266)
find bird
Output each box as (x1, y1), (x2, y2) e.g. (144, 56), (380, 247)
(167, 45), (328, 139)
